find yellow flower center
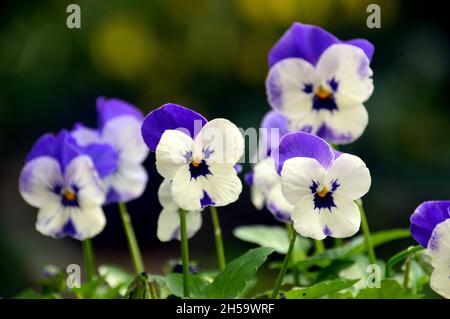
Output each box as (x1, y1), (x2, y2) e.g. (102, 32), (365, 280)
(64, 190), (76, 201)
(315, 86), (332, 99)
(317, 187), (329, 198)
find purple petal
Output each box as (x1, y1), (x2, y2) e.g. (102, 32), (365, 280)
(96, 96), (143, 129)
(260, 111), (290, 156)
(269, 22), (374, 67)
(81, 144), (119, 178)
(244, 172), (254, 186)
(56, 130), (83, 172)
(233, 164), (243, 174)
(272, 132), (334, 174)
(26, 133), (59, 163)
(316, 124), (354, 144)
(410, 201), (450, 247)
(141, 103), (207, 152)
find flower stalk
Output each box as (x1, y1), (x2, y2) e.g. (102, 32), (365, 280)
(271, 224), (297, 299)
(210, 206), (226, 271)
(179, 208), (191, 298)
(82, 238), (96, 281)
(357, 199), (377, 265)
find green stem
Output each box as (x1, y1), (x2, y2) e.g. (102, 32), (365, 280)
(286, 223), (300, 286)
(385, 245), (424, 278)
(403, 257), (411, 290)
(82, 239), (95, 281)
(118, 202), (145, 274)
(271, 226), (297, 299)
(118, 203), (158, 298)
(210, 206), (226, 271)
(357, 200), (376, 265)
(179, 208), (190, 298)
(314, 240), (325, 255)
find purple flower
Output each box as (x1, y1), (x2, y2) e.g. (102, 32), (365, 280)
(19, 131), (106, 240)
(273, 132), (371, 239)
(410, 201), (450, 247)
(266, 23), (374, 145)
(72, 97), (149, 204)
(141, 104), (244, 211)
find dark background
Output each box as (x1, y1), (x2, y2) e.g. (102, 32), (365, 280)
(0, 0), (448, 297)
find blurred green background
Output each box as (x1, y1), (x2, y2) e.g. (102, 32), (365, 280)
(0, 0), (448, 297)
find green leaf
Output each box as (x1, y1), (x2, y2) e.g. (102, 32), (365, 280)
(165, 273), (208, 298)
(284, 278), (359, 299)
(296, 229), (411, 269)
(386, 245), (425, 276)
(203, 247), (274, 298)
(233, 225), (311, 257)
(315, 259), (355, 283)
(355, 279), (422, 299)
(98, 265), (133, 296)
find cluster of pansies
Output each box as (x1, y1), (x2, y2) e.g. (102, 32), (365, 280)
(17, 23), (448, 299)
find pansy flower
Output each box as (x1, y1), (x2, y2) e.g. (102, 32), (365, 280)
(409, 201), (450, 299)
(273, 132), (371, 239)
(71, 97), (149, 204)
(156, 179), (202, 242)
(427, 218), (450, 299)
(19, 131), (108, 240)
(246, 111), (293, 222)
(141, 103), (244, 211)
(266, 22), (374, 144)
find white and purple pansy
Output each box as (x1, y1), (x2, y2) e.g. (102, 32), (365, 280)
(410, 201), (450, 299)
(156, 179), (202, 242)
(141, 103), (244, 211)
(266, 23), (374, 144)
(18, 131), (108, 240)
(71, 97), (149, 204)
(273, 132), (371, 240)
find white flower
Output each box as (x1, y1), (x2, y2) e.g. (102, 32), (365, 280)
(156, 179), (202, 242)
(155, 119), (244, 211)
(427, 218), (450, 299)
(19, 156), (106, 240)
(267, 44), (373, 144)
(275, 132), (371, 240)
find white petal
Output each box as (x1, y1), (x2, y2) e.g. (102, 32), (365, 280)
(326, 154), (371, 200)
(155, 129), (193, 180)
(430, 263), (450, 299)
(280, 157), (326, 206)
(291, 196), (326, 240)
(105, 163), (148, 203)
(64, 156), (105, 207)
(35, 203), (70, 238)
(316, 44), (373, 103)
(291, 194), (360, 240)
(70, 205), (106, 240)
(320, 98), (368, 143)
(194, 119), (244, 165)
(19, 157), (63, 208)
(157, 206), (202, 242)
(158, 179), (175, 208)
(250, 186), (265, 210)
(266, 184), (294, 222)
(266, 58), (318, 118)
(71, 125), (101, 146)
(427, 219), (450, 267)
(319, 194), (361, 238)
(253, 157), (280, 195)
(102, 116), (149, 164)
(171, 166), (204, 211)
(205, 163), (242, 207)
